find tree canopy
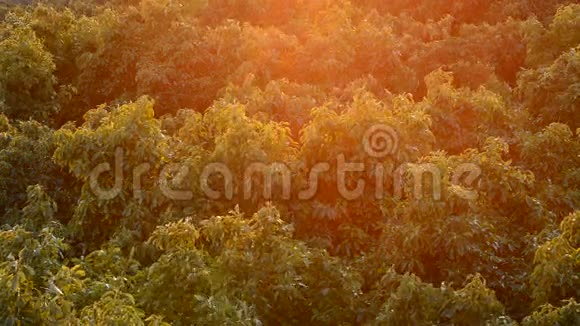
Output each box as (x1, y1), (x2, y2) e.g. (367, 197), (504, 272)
(0, 0), (578, 324)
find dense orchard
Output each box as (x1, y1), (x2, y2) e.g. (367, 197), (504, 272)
(0, 0), (578, 324)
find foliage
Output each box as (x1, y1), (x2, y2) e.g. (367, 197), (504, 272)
(518, 123), (580, 216)
(423, 70), (530, 154)
(374, 273), (507, 325)
(0, 25), (57, 123)
(517, 46), (580, 130)
(531, 211), (580, 306)
(522, 299), (580, 326)
(0, 0), (579, 324)
(54, 96), (169, 248)
(0, 117), (76, 222)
